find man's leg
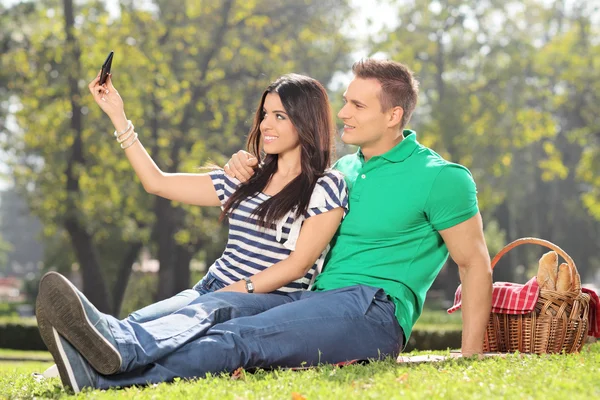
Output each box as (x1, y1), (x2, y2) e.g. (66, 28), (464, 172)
(95, 285), (403, 389)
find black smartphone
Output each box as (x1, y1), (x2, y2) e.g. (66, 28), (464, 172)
(99, 51), (114, 85)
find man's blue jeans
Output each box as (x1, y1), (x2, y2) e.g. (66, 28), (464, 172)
(127, 271), (227, 323)
(96, 285), (404, 389)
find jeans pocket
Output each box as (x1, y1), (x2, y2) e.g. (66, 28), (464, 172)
(193, 273), (217, 294)
(364, 289), (396, 324)
(208, 277), (228, 291)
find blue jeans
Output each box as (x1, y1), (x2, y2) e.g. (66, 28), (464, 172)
(127, 271), (227, 323)
(96, 285), (403, 389)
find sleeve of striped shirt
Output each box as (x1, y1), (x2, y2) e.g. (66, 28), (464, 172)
(208, 169), (241, 209)
(303, 170), (349, 219)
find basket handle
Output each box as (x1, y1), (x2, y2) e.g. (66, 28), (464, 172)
(490, 237), (581, 291)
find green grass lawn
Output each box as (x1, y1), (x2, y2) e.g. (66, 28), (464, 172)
(1, 343), (599, 399)
(411, 309), (463, 332)
(0, 348), (51, 361)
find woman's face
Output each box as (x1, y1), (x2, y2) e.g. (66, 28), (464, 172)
(260, 92), (300, 155)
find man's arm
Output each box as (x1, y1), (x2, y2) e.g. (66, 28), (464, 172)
(439, 212), (492, 356)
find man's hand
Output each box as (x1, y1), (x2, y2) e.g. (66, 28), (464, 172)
(224, 150), (258, 182)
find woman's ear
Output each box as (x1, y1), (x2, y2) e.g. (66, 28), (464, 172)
(387, 106), (404, 128)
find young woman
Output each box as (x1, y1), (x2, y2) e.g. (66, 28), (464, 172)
(89, 71), (348, 322)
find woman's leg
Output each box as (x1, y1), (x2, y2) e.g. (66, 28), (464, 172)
(127, 271), (226, 323)
(38, 272), (229, 378)
(111, 290), (293, 372)
(126, 289), (200, 323)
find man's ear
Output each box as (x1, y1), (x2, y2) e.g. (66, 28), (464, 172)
(387, 106), (404, 128)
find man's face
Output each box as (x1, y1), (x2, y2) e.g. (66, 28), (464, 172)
(338, 77), (389, 149)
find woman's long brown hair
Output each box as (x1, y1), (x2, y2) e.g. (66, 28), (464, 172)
(221, 74), (334, 227)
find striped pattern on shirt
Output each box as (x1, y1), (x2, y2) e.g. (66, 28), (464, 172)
(207, 169), (348, 294)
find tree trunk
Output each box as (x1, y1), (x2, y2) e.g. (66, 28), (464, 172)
(63, 220), (111, 312)
(153, 0), (235, 301)
(173, 244), (194, 294)
(154, 197), (178, 301)
(62, 0), (110, 312)
(111, 242), (142, 316)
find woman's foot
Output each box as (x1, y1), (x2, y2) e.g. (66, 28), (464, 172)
(37, 272), (122, 375)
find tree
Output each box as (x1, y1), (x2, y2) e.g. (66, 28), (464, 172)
(0, 235), (11, 275)
(0, 1), (44, 278)
(2, 0), (353, 314)
(113, 0), (353, 301)
(0, 188), (44, 275)
(372, 0), (600, 287)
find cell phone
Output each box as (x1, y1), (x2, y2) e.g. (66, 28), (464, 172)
(99, 51), (114, 85)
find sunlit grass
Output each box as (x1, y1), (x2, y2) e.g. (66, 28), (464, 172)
(1, 343), (599, 399)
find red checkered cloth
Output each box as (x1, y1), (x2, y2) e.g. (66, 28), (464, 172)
(582, 288), (600, 338)
(447, 276), (540, 315)
(447, 277), (600, 338)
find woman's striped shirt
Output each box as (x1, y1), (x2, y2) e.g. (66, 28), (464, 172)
(206, 169), (348, 294)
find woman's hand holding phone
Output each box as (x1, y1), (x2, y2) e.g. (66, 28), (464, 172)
(88, 70), (128, 132)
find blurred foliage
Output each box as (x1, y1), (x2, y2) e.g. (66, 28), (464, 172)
(0, 187), (44, 276)
(0, 0), (352, 313)
(0, 303), (20, 318)
(118, 271), (158, 319)
(0, 235), (12, 273)
(119, 269), (206, 318)
(482, 219), (507, 260)
(376, 0), (600, 287)
(0, 0), (599, 312)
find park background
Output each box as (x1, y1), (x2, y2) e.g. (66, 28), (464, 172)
(0, 0), (599, 351)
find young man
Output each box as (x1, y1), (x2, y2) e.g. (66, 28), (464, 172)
(36, 59), (492, 392)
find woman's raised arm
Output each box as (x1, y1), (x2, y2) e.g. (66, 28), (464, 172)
(88, 72), (220, 207)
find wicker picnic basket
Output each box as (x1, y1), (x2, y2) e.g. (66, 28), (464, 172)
(483, 237), (590, 354)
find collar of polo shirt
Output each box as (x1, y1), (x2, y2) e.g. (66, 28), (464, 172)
(358, 130), (419, 163)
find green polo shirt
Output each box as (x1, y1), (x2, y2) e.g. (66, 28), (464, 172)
(312, 130), (479, 340)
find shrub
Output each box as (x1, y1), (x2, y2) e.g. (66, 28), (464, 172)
(0, 319), (46, 351)
(405, 328), (462, 352)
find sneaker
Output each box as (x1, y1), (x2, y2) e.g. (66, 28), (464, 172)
(52, 327), (97, 393)
(37, 271), (122, 375)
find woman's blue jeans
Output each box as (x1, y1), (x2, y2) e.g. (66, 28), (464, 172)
(127, 271), (227, 323)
